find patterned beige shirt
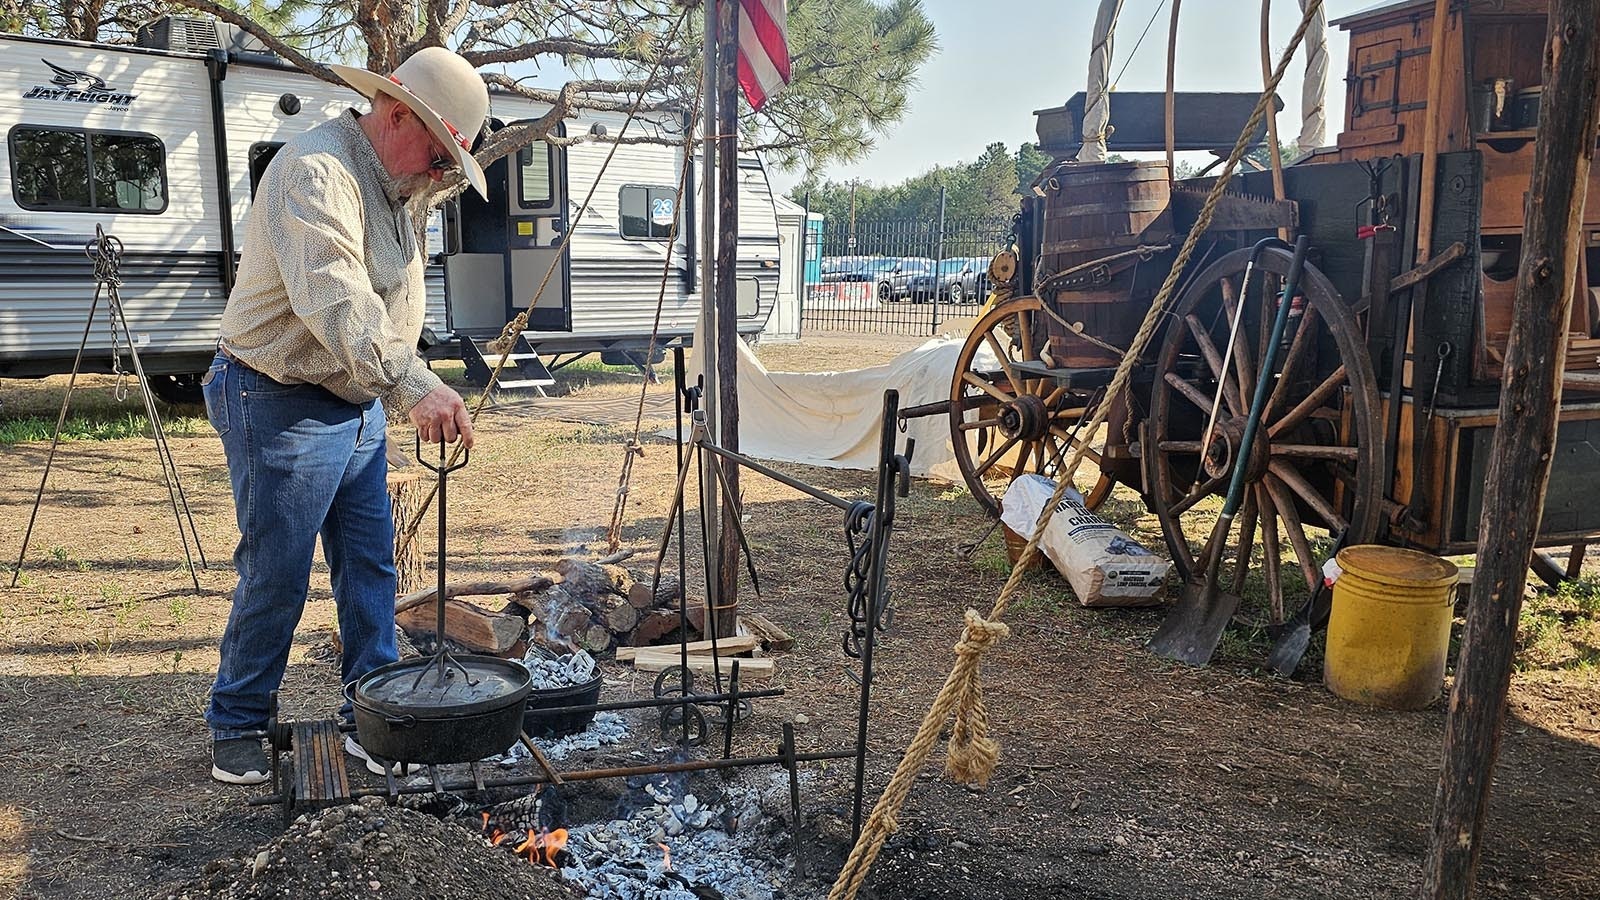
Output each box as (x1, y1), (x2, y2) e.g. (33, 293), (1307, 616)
(219, 109), (442, 414)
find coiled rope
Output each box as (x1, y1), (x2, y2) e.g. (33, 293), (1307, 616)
(827, 2), (1324, 897)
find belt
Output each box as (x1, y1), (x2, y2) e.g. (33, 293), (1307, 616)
(217, 343), (259, 374)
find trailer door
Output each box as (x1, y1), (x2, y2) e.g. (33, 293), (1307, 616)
(444, 126), (570, 336)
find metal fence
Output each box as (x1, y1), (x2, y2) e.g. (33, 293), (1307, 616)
(800, 210), (1013, 336)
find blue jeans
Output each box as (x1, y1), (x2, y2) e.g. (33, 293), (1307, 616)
(202, 353), (398, 740)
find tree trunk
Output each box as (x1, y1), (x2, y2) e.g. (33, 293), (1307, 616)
(1420, 5), (1600, 898)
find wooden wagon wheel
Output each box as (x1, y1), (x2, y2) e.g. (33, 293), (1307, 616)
(1143, 247), (1384, 624)
(950, 295), (1118, 517)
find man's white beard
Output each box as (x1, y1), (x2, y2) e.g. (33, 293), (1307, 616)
(395, 172), (434, 200)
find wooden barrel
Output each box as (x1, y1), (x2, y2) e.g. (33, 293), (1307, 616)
(1040, 161), (1173, 368)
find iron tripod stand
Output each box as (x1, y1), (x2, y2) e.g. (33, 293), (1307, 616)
(11, 225), (207, 590)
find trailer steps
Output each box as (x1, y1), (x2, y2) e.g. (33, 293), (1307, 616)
(460, 334), (554, 398)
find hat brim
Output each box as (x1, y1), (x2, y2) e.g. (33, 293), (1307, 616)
(330, 64), (487, 198)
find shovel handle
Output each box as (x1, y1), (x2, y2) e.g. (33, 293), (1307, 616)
(1221, 236), (1310, 518)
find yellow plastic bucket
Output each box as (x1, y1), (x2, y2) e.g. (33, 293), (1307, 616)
(1323, 545), (1459, 710)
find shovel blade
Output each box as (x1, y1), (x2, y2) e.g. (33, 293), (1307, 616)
(1147, 582), (1242, 666)
(1265, 623), (1312, 678)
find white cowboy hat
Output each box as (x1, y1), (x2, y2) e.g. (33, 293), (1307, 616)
(331, 47), (489, 197)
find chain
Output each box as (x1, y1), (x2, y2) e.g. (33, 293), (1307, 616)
(86, 231), (130, 401)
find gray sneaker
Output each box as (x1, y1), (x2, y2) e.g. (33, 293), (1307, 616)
(344, 735), (421, 777)
(211, 737), (269, 785)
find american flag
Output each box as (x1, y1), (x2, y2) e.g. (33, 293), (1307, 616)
(736, 0), (791, 111)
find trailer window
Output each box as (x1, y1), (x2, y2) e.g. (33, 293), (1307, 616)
(517, 142), (553, 208)
(9, 126), (166, 214)
(619, 185), (677, 240)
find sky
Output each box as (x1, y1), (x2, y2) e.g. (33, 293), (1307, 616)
(768, 0), (1375, 195)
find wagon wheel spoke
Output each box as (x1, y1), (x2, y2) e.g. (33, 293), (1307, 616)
(1257, 484), (1286, 624)
(1270, 444), (1359, 463)
(1048, 427), (1103, 465)
(1229, 491), (1261, 596)
(971, 433), (1021, 479)
(1164, 372), (1228, 417)
(983, 332), (1022, 391)
(963, 371), (1014, 405)
(1218, 274), (1257, 394)
(1269, 364), (1348, 439)
(1264, 474), (1325, 595)
(1264, 305), (1323, 422)
(959, 417), (1004, 432)
(1184, 313), (1245, 416)
(1168, 472), (1227, 517)
(1268, 460), (1347, 532)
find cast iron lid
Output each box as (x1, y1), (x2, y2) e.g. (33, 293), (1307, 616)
(354, 655), (532, 718)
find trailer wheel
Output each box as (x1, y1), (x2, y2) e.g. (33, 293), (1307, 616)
(148, 373), (205, 406)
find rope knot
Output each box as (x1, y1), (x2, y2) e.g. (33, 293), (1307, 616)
(954, 609), (1010, 658)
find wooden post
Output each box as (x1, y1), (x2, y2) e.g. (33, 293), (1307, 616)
(1165, 0), (1182, 179)
(1420, 4), (1600, 897)
(1259, 0), (1288, 240)
(713, 0), (742, 638)
(1414, 0), (1455, 264)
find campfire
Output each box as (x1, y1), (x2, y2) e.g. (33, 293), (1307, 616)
(432, 756), (801, 900)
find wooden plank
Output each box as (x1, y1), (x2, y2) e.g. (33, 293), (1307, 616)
(741, 611), (796, 651)
(628, 651), (775, 677)
(614, 634), (758, 661)
(396, 598), (525, 654)
(1337, 124), (1404, 150)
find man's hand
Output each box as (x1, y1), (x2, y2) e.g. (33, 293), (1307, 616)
(409, 385), (475, 449)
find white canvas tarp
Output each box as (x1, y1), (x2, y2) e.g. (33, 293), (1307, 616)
(688, 329), (986, 482)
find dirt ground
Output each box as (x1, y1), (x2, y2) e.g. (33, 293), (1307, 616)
(2, 332), (1598, 900)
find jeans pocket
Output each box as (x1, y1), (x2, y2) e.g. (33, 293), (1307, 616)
(202, 362), (229, 436)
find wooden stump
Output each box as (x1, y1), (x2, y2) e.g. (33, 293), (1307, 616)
(387, 471), (426, 595)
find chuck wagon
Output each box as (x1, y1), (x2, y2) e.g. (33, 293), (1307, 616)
(934, 0), (1600, 652)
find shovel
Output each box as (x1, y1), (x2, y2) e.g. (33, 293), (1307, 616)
(1149, 236), (1311, 666)
(1265, 527), (1350, 677)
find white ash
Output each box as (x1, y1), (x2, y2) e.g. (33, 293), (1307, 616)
(497, 712), (630, 765)
(556, 773), (796, 900)
(520, 648), (598, 689)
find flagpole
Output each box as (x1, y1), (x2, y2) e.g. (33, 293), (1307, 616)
(714, 0), (743, 637)
(698, 0), (722, 635)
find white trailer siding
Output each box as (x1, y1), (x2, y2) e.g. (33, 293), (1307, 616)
(0, 37), (226, 372)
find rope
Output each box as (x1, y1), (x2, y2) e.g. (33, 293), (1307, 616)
(396, 6), (694, 558)
(604, 70), (707, 554)
(827, 2), (1324, 896)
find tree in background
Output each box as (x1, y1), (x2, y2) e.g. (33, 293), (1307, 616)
(1014, 141), (1052, 194)
(3, 0), (934, 178)
(791, 141), (1035, 224)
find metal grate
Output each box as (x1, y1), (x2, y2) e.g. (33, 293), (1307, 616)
(800, 215), (1013, 336)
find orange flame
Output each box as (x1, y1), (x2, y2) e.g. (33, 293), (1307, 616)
(657, 842), (672, 872)
(514, 828), (568, 867)
(490, 829), (508, 847)
(479, 812), (490, 833)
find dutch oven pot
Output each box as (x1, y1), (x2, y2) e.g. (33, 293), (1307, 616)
(349, 655), (532, 765)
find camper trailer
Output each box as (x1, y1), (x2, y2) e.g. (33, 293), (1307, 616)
(0, 17), (779, 401)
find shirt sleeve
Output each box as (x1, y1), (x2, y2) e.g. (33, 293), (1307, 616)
(269, 160), (442, 414)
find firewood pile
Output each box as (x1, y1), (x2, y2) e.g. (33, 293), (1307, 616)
(391, 554), (717, 659)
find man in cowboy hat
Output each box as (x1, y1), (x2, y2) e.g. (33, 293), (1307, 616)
(202, 47), (489, 784)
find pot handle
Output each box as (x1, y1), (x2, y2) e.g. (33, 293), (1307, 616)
(384, 714), (418, 729)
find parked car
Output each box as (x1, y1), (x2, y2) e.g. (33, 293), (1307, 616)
(875, 258), (934, 301)
(946, 257), (992, 302)
(906, 257), (990, 302)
